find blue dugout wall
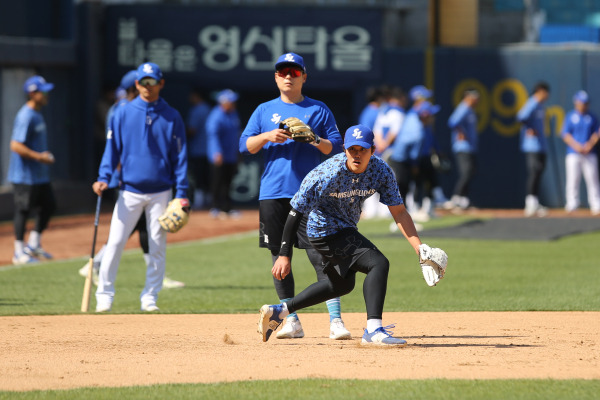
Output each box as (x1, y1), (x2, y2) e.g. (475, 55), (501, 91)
(89, 5), (600, 210)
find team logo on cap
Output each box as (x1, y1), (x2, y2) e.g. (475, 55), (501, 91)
(352, 128), (364, 139)
(283, 53), (295, 62)
(142, 64), (154, 74)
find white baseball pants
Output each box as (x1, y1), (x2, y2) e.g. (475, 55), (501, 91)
(96, 189), (170, 309)
(565, 153), (600, 213)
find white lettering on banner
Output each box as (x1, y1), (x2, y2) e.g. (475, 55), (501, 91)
(199, 26), (241, 70)
(115, 18), (373, 72)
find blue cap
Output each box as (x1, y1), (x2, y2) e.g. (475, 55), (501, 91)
(114, 86), (127, 101)
(120, 70), (138, 90)
(275, 52), (306, 72)
(136, 62), (163, 80)
(416, 101), (441, 116)
(217, 89), (238, 104)
(573, 90), (589, 103)
(23, 76), (54, 93)
(410, 85), (433, 101)
(344, 124), (374, 149)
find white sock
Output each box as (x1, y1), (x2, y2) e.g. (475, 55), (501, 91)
(367, 319), (383, 333)
(280, 302), (290, 319)
(28, 231), (40, 248)
(14, 240), (25, 255)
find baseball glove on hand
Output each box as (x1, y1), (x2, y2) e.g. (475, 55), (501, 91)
(419, 243), (448, 287)
(158, 198), (191, 233)
(279, 117), (316, 143)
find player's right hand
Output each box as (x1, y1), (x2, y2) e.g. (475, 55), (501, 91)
(265, 128), (291, 144)
(39, 151), (55, 164)
(92, 181), (108, 196)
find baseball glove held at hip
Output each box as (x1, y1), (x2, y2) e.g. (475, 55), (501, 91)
(279, 117), (316, 143)
(158, 198), (191, 233)
(418, 243), (448, 287)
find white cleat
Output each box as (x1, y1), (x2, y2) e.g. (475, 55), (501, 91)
(329, 317), (352, 340)
(276, 316), (305, 339)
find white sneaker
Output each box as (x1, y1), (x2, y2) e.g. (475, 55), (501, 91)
(329, 318), (352, 340)
(12, 252), (39, 265)
(95, 303), (112, 313)
(276, 316), (305, 339)
(141, 303), (160, 312)
(79, 262), (100, 286)
(163, 276), (185, 289)
(361, 325), (407, 346)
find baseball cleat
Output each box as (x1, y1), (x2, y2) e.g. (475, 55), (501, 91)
(361, 325), (407, 347)
(141, 304), (160, 312)
(276, 316), (305, 339)
(163, 276), (185, 289)
(12, 252), (39, 265)
(95, 303), (112, 313)
(23, 245), (53, 260)
(329, 317), (352, 340)
(79, 262), (100, 286)
(258, 304), (284, 342)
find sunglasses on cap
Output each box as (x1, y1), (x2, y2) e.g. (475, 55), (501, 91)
(138, 78), (160, 86)
(276, 67), (303, 78)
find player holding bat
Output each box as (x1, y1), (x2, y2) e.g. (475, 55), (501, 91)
(239, 52), (351, 340)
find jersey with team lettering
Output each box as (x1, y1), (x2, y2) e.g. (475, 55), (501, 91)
(291, 153), (403, 238)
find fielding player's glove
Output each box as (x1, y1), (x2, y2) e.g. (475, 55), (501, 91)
(158, 198), (191, 233)
(419, 243), (448, 287)
(279, 117), (316, 143)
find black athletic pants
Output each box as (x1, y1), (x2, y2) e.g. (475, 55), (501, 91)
(12, 183), (56, 241)
(453, 152), (476, 197)
(525, 152), (546, 197)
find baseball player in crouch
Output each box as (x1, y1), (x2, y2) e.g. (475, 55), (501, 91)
(258, 124), (447, 346)
(92, 62), (189, 312)
(239, 52), (351, 340)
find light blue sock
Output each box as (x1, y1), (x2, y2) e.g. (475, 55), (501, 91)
(326, 297), (341, 321)
(280, 298), (297, 320)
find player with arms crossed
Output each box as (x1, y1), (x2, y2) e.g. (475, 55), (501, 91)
(239, 52), (350, 340)
(258, 125), (448, 346)
(92, 62), (189, 312)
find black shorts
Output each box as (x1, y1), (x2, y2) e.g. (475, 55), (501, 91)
(259, 198), (311, 251)
(309, 228), (377, 278)
(13, 183), (55, 212)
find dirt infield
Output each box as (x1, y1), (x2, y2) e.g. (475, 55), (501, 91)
(1, 208), (599, 391)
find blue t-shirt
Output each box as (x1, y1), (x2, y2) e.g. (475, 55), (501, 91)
(99, 96), (189, 198)
(239, 96), (343, 200)
(358, 103), (380, 130)
(448, 101), (478, 153)
(186, 102), (211, 158)
(517, 96), (547, 153)
(291, 153), (403, 238)
(389, 110), (422, 163)
(206, 105), (240, 164)
(8, 104), (50, 185)
(562, 110), (600, 155)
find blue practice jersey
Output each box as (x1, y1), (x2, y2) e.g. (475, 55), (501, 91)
(358, 103), (380, 130)
(206, 105), (240, 164)
(8, 104), (50, 185)
(562, 110), (600, 155)
(239, 96), (343, 200)
(291, 153), (403, 238)
(99, 96), (189, 198)
(517, 96), (547, 153)
(448, 101), (478, 153)
(389, 109), (423, 163)
(186, 102), (211, 158)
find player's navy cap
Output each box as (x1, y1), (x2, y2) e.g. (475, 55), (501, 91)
(275, 53), (306, 72)
(23, 76), (54, 93)
(120, 70), (138, 90)
(217, 89), (239, 104)
(410, 85), (433, 101)
(136, 62), (163, 80)
(416, 101), (441, 116)
(344, 124), (374, 149)
(573, 90), (589, 103)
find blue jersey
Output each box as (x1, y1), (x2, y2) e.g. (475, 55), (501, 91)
(99, 96), (189, 198)
(517, 96), (547, 153)
(448, 101), (478, 153)
(186, 102), (211, 158)
(562, 110), (600, 155)
(8, 104), (50, 185)
(358, 103), (380, 129)
(206, 105), (240, 164)
(239, 96), (343, 200)
(389, 110), (422, 163)
(291, 153), (403, 238)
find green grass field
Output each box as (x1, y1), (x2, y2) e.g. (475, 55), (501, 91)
(1, 216), (599, 399)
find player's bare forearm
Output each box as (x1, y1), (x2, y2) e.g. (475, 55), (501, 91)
(10, 140), (54, 164)
(389, 204), (422, 254)
(245, 129), (290, 154)
(272, 256), (291, 280)
(313, 137), (333, 154)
